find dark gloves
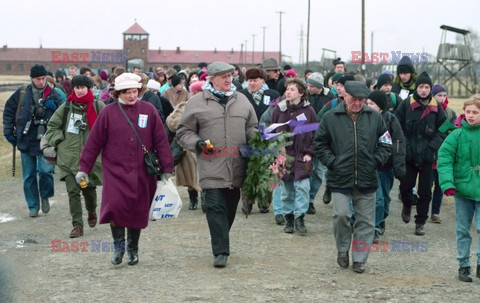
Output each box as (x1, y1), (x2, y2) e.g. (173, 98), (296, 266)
(196, 140), (206, 154)
(44, 99), (57, 111)
(444, 188), (455, 196)
(5, 134), (16, 146)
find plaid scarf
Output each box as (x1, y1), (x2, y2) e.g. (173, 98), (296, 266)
(248, 83), (269, 105)
(202, 81), (236, 97)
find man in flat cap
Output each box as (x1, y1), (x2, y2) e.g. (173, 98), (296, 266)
(176, 62), (258, 268)
(314, 81), (392, 273)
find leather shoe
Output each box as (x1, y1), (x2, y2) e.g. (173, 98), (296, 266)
(29, 210), (39, 218)
(128, 251), (139, 265)
(323, 188), (332, 204)
(70, 226), (84, 238)
(402, 206), (411, 223)
(213, 254), (228, 268)
(415, 224), (425, 236)
(337, 252), (349, 269)
(259, 206), (270, 213)
(275, 214), (285, 225)
(87, 212), (97, 228)
(352, 262), (365, 273)
(41, 198), (50, 214)
(459, 266), (473, 282)
(306, 203), (316, 214)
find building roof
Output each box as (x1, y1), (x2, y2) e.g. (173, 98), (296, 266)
(123, 22), (149, 35)
(0, 48), (121, 62)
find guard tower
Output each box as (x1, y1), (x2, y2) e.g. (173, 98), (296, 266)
(320, 48), (337, 73)
(434, 25), (478, 97)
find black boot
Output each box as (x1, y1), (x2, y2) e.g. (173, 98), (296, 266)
(294, 215), (307, 235)
(284, 214), (294, 233)
(306, 202), (316, 214)
(323, 187), (332, 204)
(188, 189), (198, 210)
(110, 225), (125, 265)
(459, 266), (473, 282)
(200, 191), (207, 213)
(127, 228), (141, 265)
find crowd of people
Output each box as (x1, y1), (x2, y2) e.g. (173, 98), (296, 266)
(2, 56), (479, 282)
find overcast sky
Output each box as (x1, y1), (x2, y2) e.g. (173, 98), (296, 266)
(1, 0), (478, 64)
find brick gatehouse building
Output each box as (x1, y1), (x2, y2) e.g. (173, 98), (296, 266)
(0, 22), (279, 75)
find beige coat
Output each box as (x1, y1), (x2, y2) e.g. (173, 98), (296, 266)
(162, 87), (191, 108)
(176, 90), (258, 189)
(166, 102), (200, 191)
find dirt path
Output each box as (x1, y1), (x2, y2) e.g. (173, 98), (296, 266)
(1, 174), (479, 303)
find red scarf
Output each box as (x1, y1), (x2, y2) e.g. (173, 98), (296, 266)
(67, 90), (97, 129)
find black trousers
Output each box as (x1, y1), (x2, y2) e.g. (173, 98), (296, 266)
(204, 188), (240, 256)
(400, 161), (433, 225)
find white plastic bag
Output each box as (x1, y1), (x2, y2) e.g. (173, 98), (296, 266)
(149, 179), (183, 221)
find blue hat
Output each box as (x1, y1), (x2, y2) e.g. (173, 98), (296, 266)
(432, 84), (447, 96)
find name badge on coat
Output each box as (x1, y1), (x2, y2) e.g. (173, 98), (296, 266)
(263, 95), (271, 106)
(138, 114), (148, 128)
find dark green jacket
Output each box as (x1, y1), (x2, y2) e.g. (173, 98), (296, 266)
(314, 103), (392, 192)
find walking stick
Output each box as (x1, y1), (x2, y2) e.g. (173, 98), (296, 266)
(12, 145), (16, 177)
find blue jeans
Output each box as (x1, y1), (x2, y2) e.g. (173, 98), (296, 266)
(282, 178), (310, 218)
(375, 170), (394, 232)
(20, 152), (54, 211)
(272, 185), (283, 215)
(454, 195), (480, 267)
(309, 158), (326, 202)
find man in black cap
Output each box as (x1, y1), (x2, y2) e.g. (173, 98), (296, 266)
(375, 73), (402, 113)
(395, 71), (446, 236)
(366, 91), (406, 243)
(314, 81), (392, 273)
(392, 56), (417, 100)
(262, 57), (284, 93)
(177, 62), (258, 268)
(3, 64), (62, 217)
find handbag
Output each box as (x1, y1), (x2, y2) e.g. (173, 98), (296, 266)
(118, 103), (163, 176)
(170, 138), (185, 166)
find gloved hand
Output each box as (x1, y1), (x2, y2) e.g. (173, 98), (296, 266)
(5, 134), (16, 146)
(75, 171), (89, 185)
(444, 188), (455, 196)
(196, 140), (208, 154)
(44, 99), (57, 111)
(161, 173), (172, 181)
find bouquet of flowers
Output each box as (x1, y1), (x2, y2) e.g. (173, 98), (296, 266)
(242, 131), (292, 208)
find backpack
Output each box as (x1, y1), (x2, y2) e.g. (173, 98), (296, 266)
(14, 84), (27, 127)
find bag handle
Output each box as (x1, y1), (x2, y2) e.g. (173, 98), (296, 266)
(117, 102), (149, 154)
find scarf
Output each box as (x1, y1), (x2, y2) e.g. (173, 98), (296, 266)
(32, 84), (48, 103)
(67, 90), (97, 129)
(410, 93), (438, 120)
(248, 83), (269, 106)
(202, 81), (237, 98)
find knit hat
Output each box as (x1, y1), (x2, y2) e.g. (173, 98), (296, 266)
(344, 81), (370, 99)
(170, 75), (182, 87)
(114, 72), (141, 91)
(331, 73), (344, 83)
(397, 56), (415, 74)
(147, 79), (160, 91)
(207, 62), (234, 76)
(189, 81), (206, 94)
(99, 70), (108, 81)
(306, 72), (324, 88)
(71, 75), (93, 89)
(324, 71), (335, 87)
(338, 74), (356, 86)
(285, 69), (297, 78)
(368, 90), (387, 111)
(432, 84), (447, 96)
(30, 64), (47, 78)
(415, 71), (432, 88)
(54, 69), (65, 79)
(245, 67), (266, 80)
(262, 57), (281, 71)
(375, 73), (393, 90)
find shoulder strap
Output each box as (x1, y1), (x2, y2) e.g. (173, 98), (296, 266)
(390, 93), (397, 106)
(93, 100), (100, 114)
(14, 84), (27, 127)
(117, 103), (147, 153)
(62, 101), (71, 136)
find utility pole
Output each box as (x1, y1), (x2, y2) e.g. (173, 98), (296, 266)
(244, 40), (248, 65)
(371, 31), (374, 55)
(240, 43), (244, 65)
(299, 24), (304, 67)
(276, 11), (285, 65)
(261, 26), (267, 60)
(306, 0), (311, 69)
(361, 0), (365, 73)
(252, 34), (256, 64)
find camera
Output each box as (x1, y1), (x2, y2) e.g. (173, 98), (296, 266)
(74, 119), (87, 130)
(34, 98), (46, 119)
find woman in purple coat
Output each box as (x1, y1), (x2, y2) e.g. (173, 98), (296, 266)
(77, 73), (174, 266)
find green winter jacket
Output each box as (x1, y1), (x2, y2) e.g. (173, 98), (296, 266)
(437, 119), (480, 201)
(44, 100), (105, 185)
